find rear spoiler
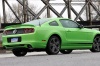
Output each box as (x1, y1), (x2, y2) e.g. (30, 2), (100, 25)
(5, 24), (35, 29)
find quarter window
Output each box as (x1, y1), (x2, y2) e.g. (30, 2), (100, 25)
(49, 21), (59, 26)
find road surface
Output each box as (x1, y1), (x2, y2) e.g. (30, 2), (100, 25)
(0, 50), (100, 66)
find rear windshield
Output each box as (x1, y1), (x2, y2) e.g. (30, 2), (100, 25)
(24, 18), (51, 26)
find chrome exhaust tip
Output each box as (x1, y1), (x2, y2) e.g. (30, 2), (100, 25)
(27, 45), (33, 50)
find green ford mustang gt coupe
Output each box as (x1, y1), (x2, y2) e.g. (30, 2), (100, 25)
(2, 18), (100, 57)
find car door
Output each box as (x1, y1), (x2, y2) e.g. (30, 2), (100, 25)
(59, 19), (92, 46)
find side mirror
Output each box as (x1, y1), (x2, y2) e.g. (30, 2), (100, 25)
(79, 25), (84, 29)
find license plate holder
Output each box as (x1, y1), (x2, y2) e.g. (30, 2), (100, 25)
(11, 38), (18, 42)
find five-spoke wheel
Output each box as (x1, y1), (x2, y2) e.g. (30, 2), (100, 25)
(90, 36), (100, 52)
(46, 36), (61, 55)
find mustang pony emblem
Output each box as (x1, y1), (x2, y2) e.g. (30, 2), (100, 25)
(13, 29), (17, 34)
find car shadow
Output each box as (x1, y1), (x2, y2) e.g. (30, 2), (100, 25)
(3, 50), (99, 58)
(25, 50), (93, 57)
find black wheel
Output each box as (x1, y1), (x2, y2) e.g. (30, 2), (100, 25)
(12, 49), (27, 57)
(46, 36), (61, 55)
(60, 50), (72, 54)
(90, 36), (100, 52)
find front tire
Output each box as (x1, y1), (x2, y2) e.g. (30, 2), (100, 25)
(90, 36), (100, 52)
(60, 50), (72, 54)
(12, 49), (27, 57)
(46, 36), (61, 55)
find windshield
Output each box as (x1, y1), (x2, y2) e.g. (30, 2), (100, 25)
(24, 18), (51, 26)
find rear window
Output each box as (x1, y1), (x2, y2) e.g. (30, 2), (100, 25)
(24, 18), (51, 26)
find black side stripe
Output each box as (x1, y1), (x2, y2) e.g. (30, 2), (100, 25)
(68, 43), (93, 44)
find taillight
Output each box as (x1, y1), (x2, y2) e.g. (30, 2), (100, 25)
(24, 28), (34, 33)
(3, 30), (9, 35)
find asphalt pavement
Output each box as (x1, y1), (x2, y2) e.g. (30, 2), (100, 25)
(0, 50), (100, 66)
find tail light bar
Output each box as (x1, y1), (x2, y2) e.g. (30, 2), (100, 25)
(24, 28), (34, 33)
(3, 28), (34, 35)
(3, 30), (10, 35)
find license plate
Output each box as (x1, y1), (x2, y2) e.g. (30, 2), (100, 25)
(11, 38), (18, 42)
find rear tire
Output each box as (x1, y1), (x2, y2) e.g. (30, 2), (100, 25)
(12, 49), (27, 57)
(60, 50), (72, 54)
(90, 36), (100, 52)
(46, 36), (61, 55)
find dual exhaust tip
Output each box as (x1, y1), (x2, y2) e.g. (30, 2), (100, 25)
(27, 45), (33, 50)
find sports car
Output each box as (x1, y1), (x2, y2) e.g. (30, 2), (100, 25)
(2, 18), (100, 57)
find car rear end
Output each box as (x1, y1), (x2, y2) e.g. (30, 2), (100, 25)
(2, 24), (37, 50)
(2, 18), (52, 51)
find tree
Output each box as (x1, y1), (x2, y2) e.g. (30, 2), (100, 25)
(98, 2), (100, 20)
(0, 14), (1, 23)
(6, 3), (23, 23)
(3, 1), (53, 23)
(5, 2), (40, 23)
(0, 14), (3, 23)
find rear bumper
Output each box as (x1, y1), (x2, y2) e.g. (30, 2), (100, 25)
(3, 41), (46, 49)
(2, 33), (47, 49)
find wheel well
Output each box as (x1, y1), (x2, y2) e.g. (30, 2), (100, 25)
(95, 34), (100, 38)
(50, 34), (61, 43)
(46, 34), (62, 48)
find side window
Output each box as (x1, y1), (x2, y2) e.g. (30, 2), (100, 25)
(60, 20), (69, 28)
(60, 19), (78, 28)
(49, 21), (59, 26)
(68, 21), (78, 28)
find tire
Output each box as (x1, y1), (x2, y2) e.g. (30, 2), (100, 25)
(46, 36), (61, 55)
(12, 49), (27, 57)
(60, 50), (72, 54)
(90, 36), (100, 52)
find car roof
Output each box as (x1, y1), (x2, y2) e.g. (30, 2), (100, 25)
(46, 18), (70, 20)
(24, 18), (71, 26)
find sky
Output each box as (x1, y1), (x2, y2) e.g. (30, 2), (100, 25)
(0, 0), (65, 15)
(0, 0), (2, 16)
(0, 0), (18, 16)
